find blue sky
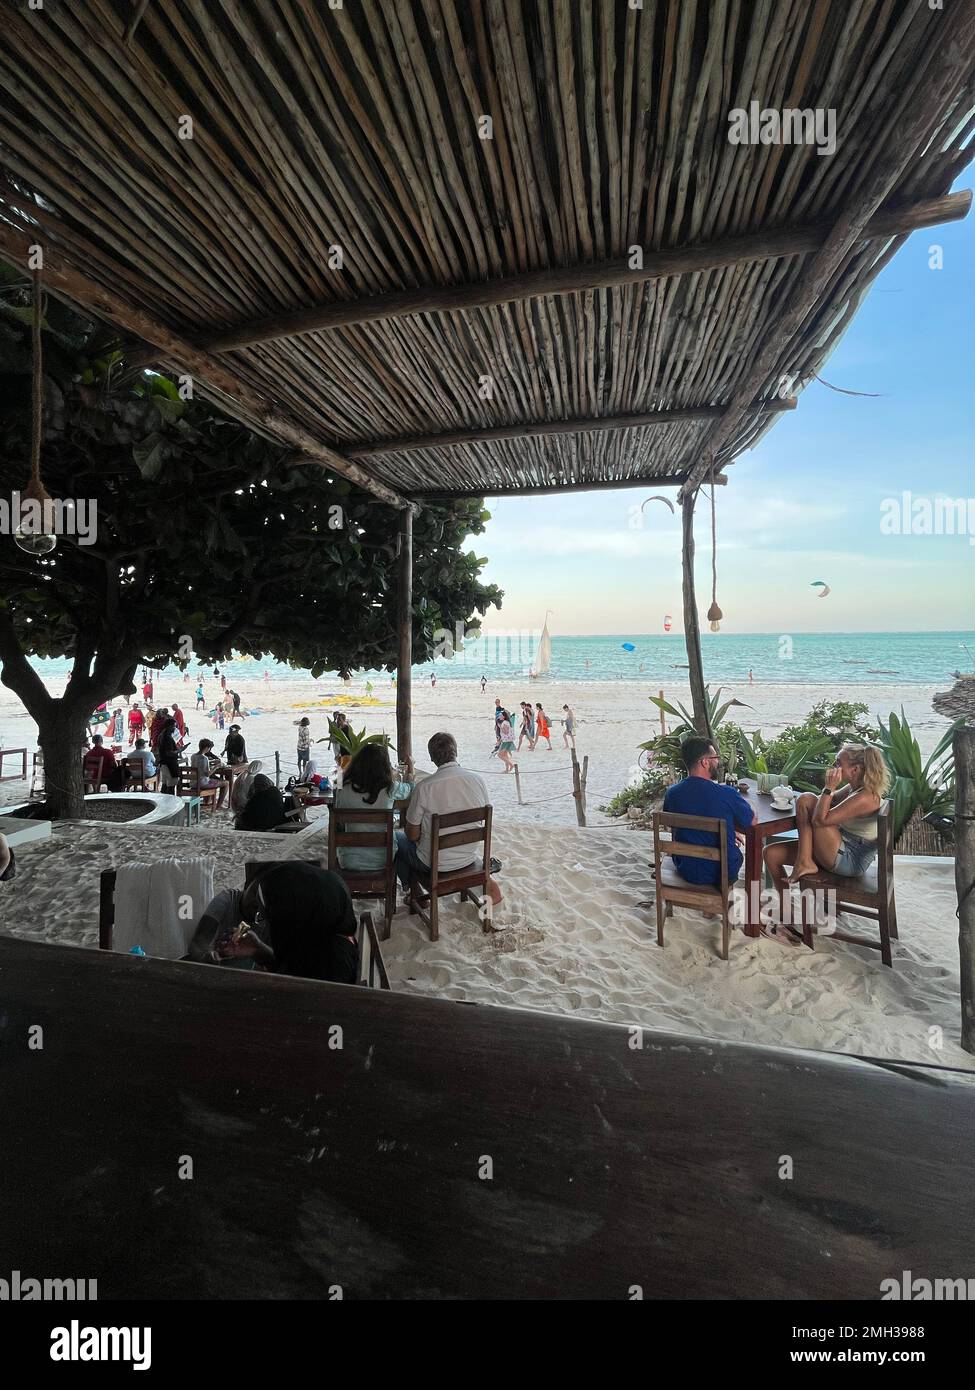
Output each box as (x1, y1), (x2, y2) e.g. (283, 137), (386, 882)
(475, 178), (973, 636)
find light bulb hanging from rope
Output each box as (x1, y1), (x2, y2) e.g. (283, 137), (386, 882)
(707, 466), (723, 632)
(14, 266), (57, 556)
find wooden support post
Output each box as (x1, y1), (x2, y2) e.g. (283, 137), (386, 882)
(681, 490), (711, 739)
(513, 764), (523, 806)
(581, 756), (589, 825)
(956, 728), (975, 1054)
(274, 750), (280, 789)
(396, 508), (413, 771)
(571, 750), (585, 827)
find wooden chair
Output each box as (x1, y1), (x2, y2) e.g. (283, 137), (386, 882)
(29, 751), (44, 799)
(652, 810), (734, 961)
(176, 763), (218, 812)
(327, 806), (396, 940)
(407, 805), (492, 942)
(794, 801), (897, 967)
(123, 756), (157, 792)
(83, 752), (107, 793)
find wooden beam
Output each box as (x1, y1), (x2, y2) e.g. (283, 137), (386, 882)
(203, 192), (971, 352)
(347, 400), (795, 461)
(411, 473), (728, 502)
(681, 491), (711, 739)
(396, 509), (413, 771)
(682, 13), (975, 494)
(0, 220), (411, 511)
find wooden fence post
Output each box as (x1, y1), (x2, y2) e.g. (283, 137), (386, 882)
(956, 727), (975, 1054)
(274, 750), (280, 789)
(571, 750), (585, 827)
(513, 764), (523, 806)
(581, 755), (589, 825)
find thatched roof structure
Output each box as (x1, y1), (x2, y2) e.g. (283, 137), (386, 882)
(934, 677), (975, 724)
(0, 1), (973, 508)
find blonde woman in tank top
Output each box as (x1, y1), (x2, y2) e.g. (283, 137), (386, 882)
(764, 743), (891, 912)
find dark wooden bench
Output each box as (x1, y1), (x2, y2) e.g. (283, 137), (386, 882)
(2, 932), (972, 1299)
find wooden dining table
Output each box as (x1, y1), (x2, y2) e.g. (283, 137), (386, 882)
(735, 777), (798, 937)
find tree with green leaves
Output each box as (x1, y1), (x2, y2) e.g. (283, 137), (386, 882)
(0, 272), (501, 817)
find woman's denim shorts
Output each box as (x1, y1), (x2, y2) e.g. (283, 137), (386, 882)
(832, 830), (876, 877)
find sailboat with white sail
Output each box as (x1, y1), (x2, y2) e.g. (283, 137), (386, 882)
(532, 611), (553, 678)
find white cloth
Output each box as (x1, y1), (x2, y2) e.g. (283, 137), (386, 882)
(406, 761), (489, 872)
(113, 856), (216, 959)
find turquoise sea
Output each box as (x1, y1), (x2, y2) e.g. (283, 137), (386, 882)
(25, 631), (975, 687)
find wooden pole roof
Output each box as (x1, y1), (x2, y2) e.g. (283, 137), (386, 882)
(0, 1), (972, 505)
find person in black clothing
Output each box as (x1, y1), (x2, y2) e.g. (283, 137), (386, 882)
(220, 863), (357, 984)
(222, 725), (247, 765)
(157, 716), (181, 793)
(234, 774), (287, 831)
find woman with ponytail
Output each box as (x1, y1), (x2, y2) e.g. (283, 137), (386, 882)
(765, 744), (891, 913)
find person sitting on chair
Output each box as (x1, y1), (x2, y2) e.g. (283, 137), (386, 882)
(190, 738), (230, 809)
(234, 774), (288, 831)
(395, 732), (501, 907)
(334, 743), (412, 873)
(662, 736), (754, 888)
(764, 744), (889, 906)
(84, 734), (125, 792)
(190, 864), (358, 984)
(126, 737), (157, 784)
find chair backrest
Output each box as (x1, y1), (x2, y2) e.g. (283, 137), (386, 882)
(430, 804), (491, 856)
(124, 756), (148, 784)
(652, 810), (730, 897)
(83, 753), (103, 788)
(327, 806), (394, 876)
(177, 764), (201, 795)
(99, 857), (216, 956)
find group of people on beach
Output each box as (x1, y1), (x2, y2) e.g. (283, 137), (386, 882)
(190, 729), (502, 981)
(492, 698), (574, 771)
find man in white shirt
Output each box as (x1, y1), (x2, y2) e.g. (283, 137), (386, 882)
(396, 732), (502, 907)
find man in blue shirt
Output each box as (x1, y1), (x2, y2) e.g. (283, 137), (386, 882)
(662, 736), (755, 886)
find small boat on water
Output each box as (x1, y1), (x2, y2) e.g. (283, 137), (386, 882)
(842, 659), (868, 664)
(867, 669), (898, 674)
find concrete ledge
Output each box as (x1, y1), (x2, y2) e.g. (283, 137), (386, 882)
(0, 818), (52, 850)
(0, 793), (186, 829)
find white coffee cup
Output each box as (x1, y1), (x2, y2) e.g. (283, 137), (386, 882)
(771, 786), (795, 809)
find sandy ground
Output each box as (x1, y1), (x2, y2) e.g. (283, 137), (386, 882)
(0, 672), (950, 828)
(0, 818), (967, 1070)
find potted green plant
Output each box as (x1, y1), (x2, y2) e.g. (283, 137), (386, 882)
(322, 720), (391, 771)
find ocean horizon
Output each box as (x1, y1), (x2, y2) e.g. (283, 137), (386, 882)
(23, 630), (975, 688)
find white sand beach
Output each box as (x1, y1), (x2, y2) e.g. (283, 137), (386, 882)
(0, 816), (968, 1070)
(0, 672), (950, 828)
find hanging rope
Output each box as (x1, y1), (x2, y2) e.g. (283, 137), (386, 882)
(706, 465), (722, 632)
(30, 266), (43, 490)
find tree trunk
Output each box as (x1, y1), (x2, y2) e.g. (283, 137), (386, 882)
(681, 490), (711, 738)
(956, 728), (975, 1054)
(37, 705), (90, 820)
(396, 508), (413, 769)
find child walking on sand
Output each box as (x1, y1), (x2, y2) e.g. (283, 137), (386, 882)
(562, 704), (576, 749)
(497, 710), (517, 772)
